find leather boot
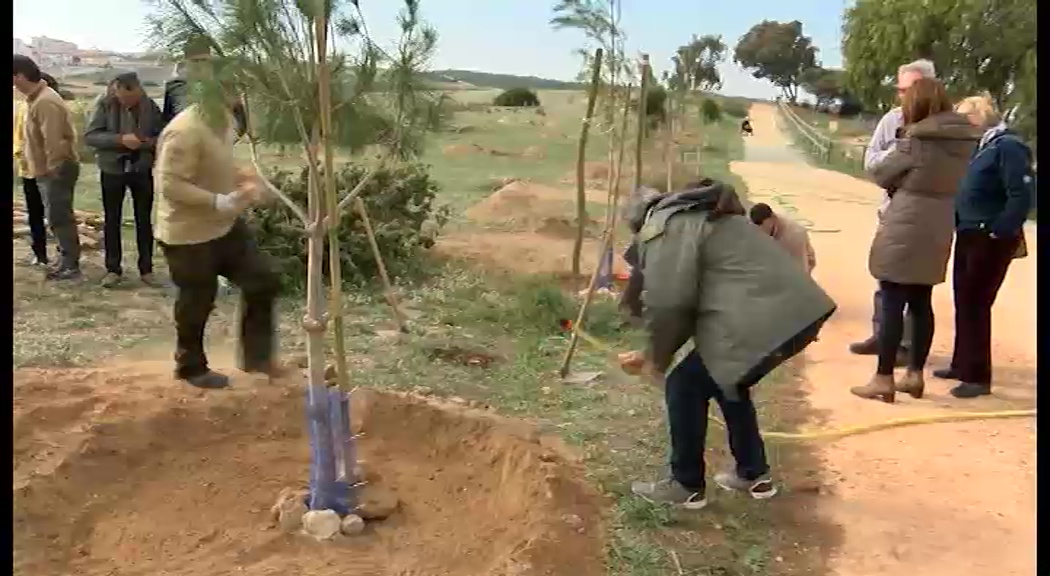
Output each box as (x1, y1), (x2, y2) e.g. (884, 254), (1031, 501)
(850, 374), (895, 403)
(896, 370), (925, 399)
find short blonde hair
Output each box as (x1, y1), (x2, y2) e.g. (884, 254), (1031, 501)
(955, 95), (1001, 129)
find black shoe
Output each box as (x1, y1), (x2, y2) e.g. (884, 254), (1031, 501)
(933, 368), (960, 380)
(849, 337), (879, 355)
(184, 371), (231, 390)
(45, 267), (82, 281)
(950, 382), (991, 398)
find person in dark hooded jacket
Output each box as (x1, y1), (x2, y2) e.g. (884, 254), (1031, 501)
(932, 96), (1034, 399)
(619, 179), (836, 508)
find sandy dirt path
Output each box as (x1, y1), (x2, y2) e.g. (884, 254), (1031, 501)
(734, 103), (1036, 576)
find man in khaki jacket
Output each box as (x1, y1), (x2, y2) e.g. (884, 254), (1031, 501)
(13, 55), (81, 280)
(154, 87), (279, 390)
(749, 203), (816, 275)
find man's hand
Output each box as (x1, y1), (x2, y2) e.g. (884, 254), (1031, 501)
(618, 350), (647, 375)
(214, 189), (252, 216)
(120, 134), (143, 150)
(234, 166), (268, 203)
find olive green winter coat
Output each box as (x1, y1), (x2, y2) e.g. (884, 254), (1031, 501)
(626, 184), (837, 400)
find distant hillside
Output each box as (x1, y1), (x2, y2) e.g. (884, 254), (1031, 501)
(423, 69), (584, 91)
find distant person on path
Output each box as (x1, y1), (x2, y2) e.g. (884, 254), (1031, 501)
(850, 59), (939, 360)
(84, 72), (166, 288)
(12, 73), (61, 268)
(154, 74), (279, 390)
(618, 180), (836, 508)
(749, 202), (816, 274)
(850, 79), (980, 403)
(932, 96), (1035, 399)
(13, 55), (82, 281)
(741, 116), (753, 136)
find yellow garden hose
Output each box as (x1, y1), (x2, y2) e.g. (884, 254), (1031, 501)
(568, 326), (1036, 442)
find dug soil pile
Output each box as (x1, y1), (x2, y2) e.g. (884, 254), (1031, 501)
(464, 180), (610, 239)
(13, 362), (605, 576)
(439, 180), (631, 277)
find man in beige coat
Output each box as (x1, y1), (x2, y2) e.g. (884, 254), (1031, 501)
(154, 89), (279, 390)
(13, 55), (81, 280)
(749, 203), (816, 274)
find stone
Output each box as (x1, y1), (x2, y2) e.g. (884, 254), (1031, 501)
(270, 488), (309, 533)
(340, 514), (366, 536)
(301, 510), (342, 541)
(562, 371), (603, 385)
(374, 329), (403, 342)
(79, 236), (99, 251)
(357, 485), (399, 520)
(285, 353), (309, 369)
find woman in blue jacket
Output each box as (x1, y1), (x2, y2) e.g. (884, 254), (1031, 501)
(934, 96), (1035, 398)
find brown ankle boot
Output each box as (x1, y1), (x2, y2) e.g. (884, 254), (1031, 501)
(850, 374), (896, 403)
(896, 370), (925, 399)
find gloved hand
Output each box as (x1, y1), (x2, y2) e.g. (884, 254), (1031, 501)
(214, 189), (250, 216)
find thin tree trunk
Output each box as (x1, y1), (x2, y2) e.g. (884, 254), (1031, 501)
(571, 48), (604, 280)
(633, 55), (651, 193)
(665, 93), (676, 192)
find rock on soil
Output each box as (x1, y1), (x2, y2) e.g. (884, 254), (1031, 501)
(271, 488), (310, 533)
(340, 514), (366, 536)
(302, 510), (342, 541)
(356, 485), (400, 520)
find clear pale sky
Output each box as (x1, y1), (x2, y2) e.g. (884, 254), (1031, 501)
(14, 0), (852, 99)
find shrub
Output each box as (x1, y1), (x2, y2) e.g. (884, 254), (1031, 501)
(646, 85), (667, 121)
(700, 98), (722, 123)
(249, 162), (452, 292)
(494, 87), (540, 107)
(67, 98), (97, 165)
(719, 97), (750, 118)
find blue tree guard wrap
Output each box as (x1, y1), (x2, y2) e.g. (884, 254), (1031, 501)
(325, 387), (354, 515)
(339, 388), (358, 510)
(306, 383), (340, 512)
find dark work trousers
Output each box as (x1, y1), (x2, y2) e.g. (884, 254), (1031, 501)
(877, 281), (934, 375)
(948, 229), (1019, 385)
(873, 287), (914, 349)
(20, 177), (49, 263)
(665, 352), (769, 494)
(100, 170), (155, 276)
(37, 160), (81, 271)
(160, 220), (280, 380)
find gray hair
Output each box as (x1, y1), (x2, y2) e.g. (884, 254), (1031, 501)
(898, 59), (937, 79)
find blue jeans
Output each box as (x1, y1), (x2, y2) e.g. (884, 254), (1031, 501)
(665, 352), (769, 493)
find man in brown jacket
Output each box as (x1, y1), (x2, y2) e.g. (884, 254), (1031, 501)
(13, 55), (81, 280)
(154, 87), (279, 390)
(749, 203), (816, 274)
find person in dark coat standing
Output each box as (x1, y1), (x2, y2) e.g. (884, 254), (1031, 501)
(163, 38), (248, 136)
(617, 180), (836, 508)
(933, 96), (1035, 399)
(84, 72), (165, 287)
(851, 79), (981, 403)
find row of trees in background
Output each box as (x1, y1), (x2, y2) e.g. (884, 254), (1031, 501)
(843, 0), (1036, 146)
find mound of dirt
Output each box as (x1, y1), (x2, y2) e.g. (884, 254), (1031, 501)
(13, 363), (605, 576)
(437, 231), (630, 278)
(560, 161), (635, 186)
(464, 181), (609, 237)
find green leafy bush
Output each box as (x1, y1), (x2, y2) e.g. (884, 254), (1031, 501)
(493, 87), (541, 107)
(249, 162), (451, 292)
(700, 98), (722, 123)
(646, 85), (667, 121)
(719, 97), (750, 118)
